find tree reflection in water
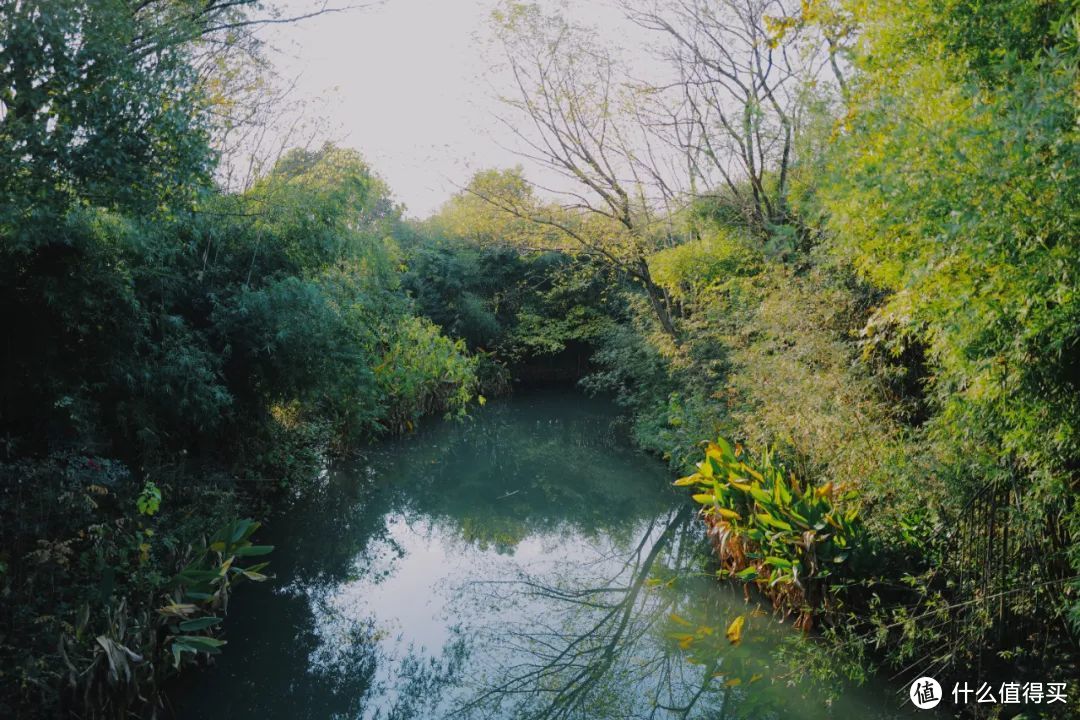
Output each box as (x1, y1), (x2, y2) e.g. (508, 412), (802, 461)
(455, 506), (713, 720)
(445, 506), (900, 720)
(175, 393), (905, 720)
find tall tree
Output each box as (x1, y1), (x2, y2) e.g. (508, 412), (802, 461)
(489, 2), (683, 338)
(0, 0), (344, 232)
(624, 0), (833, 234)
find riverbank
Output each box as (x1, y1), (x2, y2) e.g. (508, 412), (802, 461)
(0, 141), (486, 718)
(169, 390), (908, 719)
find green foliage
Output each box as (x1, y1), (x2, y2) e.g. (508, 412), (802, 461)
(0, 0), (214, 228)
(0, 8), (481, 716)
(243, 144), (402, 277)
(647, 230), (763, 305)
(3, 141), (479, 459)
(821, 0), (1079, 630)
(4, 0), (1079, 712)
(164, 518), (273, 668)
(374, 316), (479, 433)
(402, 213), (618, 378)
(720, 267), (924, 533)
(677, 438), (866, 628)
(0, 451), (275, 717)
(0, 139), (481, 713)
(581, 299), (720, 469)
(583, 0), (1080, 677)
(824, 0), (1079, 493)
(426, 167), (563, 250)
(402, 240), (525, 349)
(585, 226), (763, 473)
(136, 482), (162, 517)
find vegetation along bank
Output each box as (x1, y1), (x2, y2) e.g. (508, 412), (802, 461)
(1, 0), (1077, 717)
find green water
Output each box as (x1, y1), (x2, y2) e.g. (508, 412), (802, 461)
(173, 391), (914, 719)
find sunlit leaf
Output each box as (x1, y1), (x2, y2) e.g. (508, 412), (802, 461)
(726, 614), (746, 645)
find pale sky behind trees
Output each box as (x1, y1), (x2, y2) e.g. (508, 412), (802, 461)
(265, 0), (654, 217)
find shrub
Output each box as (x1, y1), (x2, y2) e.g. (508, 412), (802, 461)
(676, 438), (866, 630)
(374, 316), (480, 434)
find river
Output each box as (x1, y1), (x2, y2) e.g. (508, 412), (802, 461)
(172, 390), (916, 719)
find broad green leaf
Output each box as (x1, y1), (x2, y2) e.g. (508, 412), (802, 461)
(175, 635), (226, 651)
(715, 507), (742, 520)
(756, 514), (793, 532)
(178, 617), (222, 632)
(234, 545), (274, 557)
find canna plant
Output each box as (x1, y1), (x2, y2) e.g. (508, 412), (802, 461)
(159, 518), (273, 668)
(51, 517), (274, 717)
(676, 438), (864, 630)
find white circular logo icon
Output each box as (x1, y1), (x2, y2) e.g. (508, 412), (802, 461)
(910, 676), (943, 709)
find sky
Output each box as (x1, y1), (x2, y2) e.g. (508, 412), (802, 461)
(261, 0), (653, 217)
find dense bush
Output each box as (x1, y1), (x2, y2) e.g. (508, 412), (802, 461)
(401, 198), (619, 380)
(0, 453), (267, 717)
(0, 7), (479, 711)
(818, 0), (1079, 645)
(578, 0), (1079, 696)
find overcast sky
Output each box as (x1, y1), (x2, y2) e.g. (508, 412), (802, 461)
(262, 0), (654, 217)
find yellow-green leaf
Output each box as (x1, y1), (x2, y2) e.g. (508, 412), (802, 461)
(726, 614), (746, 645)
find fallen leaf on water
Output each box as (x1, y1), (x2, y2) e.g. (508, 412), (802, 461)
(726, 614), (746, 645)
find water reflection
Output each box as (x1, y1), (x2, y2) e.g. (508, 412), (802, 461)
(174, 391), (911, 719)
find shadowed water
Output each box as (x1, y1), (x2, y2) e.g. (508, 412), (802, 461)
(173, 390), (917, 719)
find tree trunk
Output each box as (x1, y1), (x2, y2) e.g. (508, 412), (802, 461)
(637, 259), (679, 340)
